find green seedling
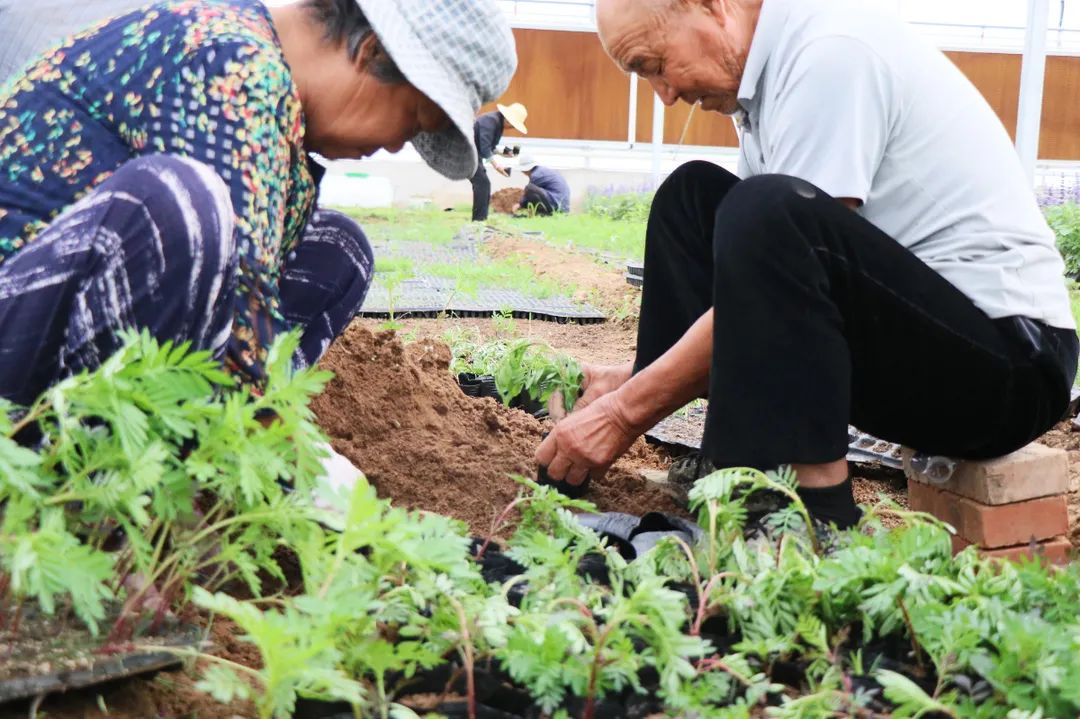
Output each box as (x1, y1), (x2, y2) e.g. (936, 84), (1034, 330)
(493, 339), (583, 414)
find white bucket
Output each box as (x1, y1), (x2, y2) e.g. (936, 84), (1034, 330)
(318, 171), (395, 209)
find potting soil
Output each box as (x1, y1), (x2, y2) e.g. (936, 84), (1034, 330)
(311, 327), (684, 534)
(490, 188), (524, 215)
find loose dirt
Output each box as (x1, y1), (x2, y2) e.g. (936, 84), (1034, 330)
(490, 188), (524, 215)
(361, 315), (640, 368)
(483, 232), (640, 316)
(311, 326), (683, 535)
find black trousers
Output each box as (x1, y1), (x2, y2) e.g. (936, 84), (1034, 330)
(470, 165), (491, 222)
(635, 162), (1079, 470)
(521, 184), (557, 216)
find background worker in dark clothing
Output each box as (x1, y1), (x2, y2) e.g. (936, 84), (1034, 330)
(470, 102), (528, 221)
(515, 156), (571, 216)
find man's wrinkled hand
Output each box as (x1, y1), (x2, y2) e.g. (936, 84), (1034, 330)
(535, 392), (638, 486)
(548, 361), (633, 422)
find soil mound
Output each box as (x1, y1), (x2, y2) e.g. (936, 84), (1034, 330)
(491, 188), (524, 215)
(312, 327), (683, 533)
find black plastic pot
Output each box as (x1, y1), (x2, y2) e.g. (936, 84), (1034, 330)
(537, 433), (591, 498)
(458, 373), (500, 400)
(510, 390), (548, 418)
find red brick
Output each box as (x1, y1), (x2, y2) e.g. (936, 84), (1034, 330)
(902, 443), (1068, 505)
(952, 535), (1073, 566)
(907, 480), (1069, 548)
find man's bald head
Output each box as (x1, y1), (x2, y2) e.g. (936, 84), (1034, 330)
(595, 0), (762, 115)
(596, 0), (684, 73)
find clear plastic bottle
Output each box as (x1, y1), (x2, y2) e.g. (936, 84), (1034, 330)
(909, 452), (958, 486)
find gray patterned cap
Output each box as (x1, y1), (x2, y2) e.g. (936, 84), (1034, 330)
(357, 0), (517, 180)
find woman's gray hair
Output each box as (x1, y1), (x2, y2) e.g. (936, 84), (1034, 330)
(302, 0), (407, 84)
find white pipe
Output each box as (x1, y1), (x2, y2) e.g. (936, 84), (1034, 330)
(1017, 0), (1049, 182)
(627, 73), (639, 147)
(651, 91), (665, 185)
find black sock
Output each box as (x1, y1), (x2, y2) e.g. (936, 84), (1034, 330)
(797, 478), (862, 530)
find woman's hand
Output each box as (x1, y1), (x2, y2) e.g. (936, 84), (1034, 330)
(549, 361), (633, 422)
(535, 390), (640, 485)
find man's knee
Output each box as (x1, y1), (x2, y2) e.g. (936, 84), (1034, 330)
(648, 161), (738, 234)
(654, 161), (726, 204)
(714, 174), (820, 261)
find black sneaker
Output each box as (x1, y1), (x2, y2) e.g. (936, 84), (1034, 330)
(664, 452), (786, 513)
(663, 451), (718, 508)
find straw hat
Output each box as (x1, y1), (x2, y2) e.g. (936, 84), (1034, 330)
(497, 102), (529, 135)
(357, 0), (518, 180)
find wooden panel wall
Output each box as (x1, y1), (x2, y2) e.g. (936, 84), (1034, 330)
(945, 52), (1020, 139)
(481, 28), (1080, 160)
(478, 28), (631, 143)
(1042, 55), (1080, 160)
(633, 82), (739, 147)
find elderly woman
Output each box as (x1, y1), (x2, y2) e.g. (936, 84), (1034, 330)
(0, 0), (516, 406)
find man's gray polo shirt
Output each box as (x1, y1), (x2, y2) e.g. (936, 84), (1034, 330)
(735, 0), (1075, 330)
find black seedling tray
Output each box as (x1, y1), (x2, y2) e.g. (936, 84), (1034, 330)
(458, 373), (500, 400)
(0, 623), (200, 705)
(456, 375), (549, 418)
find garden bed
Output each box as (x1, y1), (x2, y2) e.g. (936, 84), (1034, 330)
(5, 225), (1078, 717)
(310, 326), (683, 534)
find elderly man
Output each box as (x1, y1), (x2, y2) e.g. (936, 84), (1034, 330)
(537, 0), (1078, 529)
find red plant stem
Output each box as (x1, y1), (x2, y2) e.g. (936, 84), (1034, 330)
(106, 613), (132, 646)
(9, 604), (21, 634)
(0, 573), (10, 629)
(474, 496), (527, 561)
(897, 598), (927, 673)
(696, 657), (753, 687)
(148, 574), (184, 636)
(691, 573), (737, 636)
(449, 598), (477, 719)
(582, 624), (614, 719)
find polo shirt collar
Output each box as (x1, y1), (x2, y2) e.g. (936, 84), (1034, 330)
(737, 0), (792, 106)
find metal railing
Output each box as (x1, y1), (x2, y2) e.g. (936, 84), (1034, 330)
(910, 21), (1080, 52)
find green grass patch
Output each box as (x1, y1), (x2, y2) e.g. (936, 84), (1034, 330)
(335, 205), (648, 260)
(373, 256), (415, 274)
(339, 206), (473, 244)
(490, 212), (646, 261)
(421, 255), (574, 300)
